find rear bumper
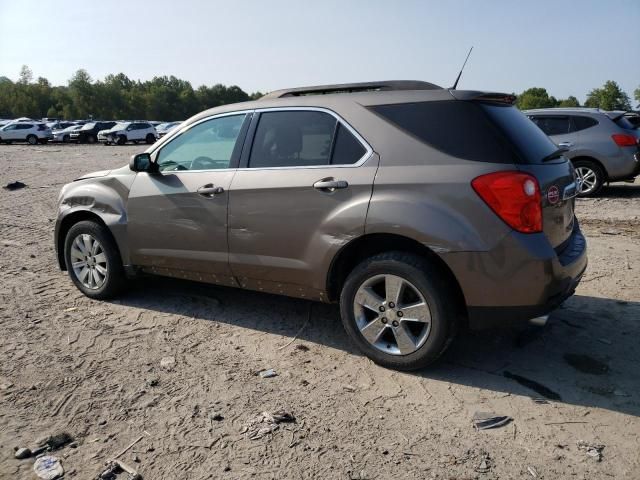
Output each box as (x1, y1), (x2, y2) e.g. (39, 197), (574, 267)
(441, 223), (587, 329)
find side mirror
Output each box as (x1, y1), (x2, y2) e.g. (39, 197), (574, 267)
(129, 153), (156, 173)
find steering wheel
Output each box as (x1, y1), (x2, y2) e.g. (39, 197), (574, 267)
(190, 156), (217, 170)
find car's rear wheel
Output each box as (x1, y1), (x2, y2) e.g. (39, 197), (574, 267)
(63, 221), (125, 299)
(574, 159), (604, 197)
(145, 133), (156, 144)
(117, 135), (127, 145)
(339, 252), (458, 370)
(27, 134), (38, 145)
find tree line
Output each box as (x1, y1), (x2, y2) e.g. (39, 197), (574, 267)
(515, 80), (639, 111)
(0, 66), (638, 120)
(0, 66), (263, 121)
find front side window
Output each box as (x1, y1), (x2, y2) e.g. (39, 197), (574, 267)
(156, 114), (246, 171)
(248, 110), (368, 168)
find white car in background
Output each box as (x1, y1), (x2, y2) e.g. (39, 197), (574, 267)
(0, 122), (53, 144)
(52, 124), (83, 143)
(98, 121), (157, 145)
(155, 121), (183, 138)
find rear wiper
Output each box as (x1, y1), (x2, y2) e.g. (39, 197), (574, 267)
(541, 146), (569, 162)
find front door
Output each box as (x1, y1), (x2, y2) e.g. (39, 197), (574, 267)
(127, 113), (250, 286)
(227, 109), (378, 299)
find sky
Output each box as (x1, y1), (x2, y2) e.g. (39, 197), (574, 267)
(0, 0), (638, 102)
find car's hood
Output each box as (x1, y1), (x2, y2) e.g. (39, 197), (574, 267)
(74, 170), (112, 181)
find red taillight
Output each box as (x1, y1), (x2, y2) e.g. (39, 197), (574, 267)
(611, 133), (638, 147)
(471, 171), (542, 233)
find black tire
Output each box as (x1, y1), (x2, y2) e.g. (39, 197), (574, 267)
(27, 134), (38, 145)
(117, 135), (126, 145)
(63, 135), (70, 143)
(87, 134), (96, 144)
(145, 133), (156, 144)
(573, 159), (605, 197)
(63, 220), (126, 299)
(339, 252), (459, 371)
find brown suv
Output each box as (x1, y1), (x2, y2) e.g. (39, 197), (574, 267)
(55, 81), (587, 370)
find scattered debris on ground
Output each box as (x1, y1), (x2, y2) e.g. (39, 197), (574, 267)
(472, 412), (512, 430)
(258, 368), (277, 378)
(577, 440), (605, 462)
(241, 410), (296, 440)
(3, 180), (26, 191)
(159, 356), (176, 371)
(33, 455), (63, 480)
(97, 459), (142, 480)
(503, 371), (562, 401)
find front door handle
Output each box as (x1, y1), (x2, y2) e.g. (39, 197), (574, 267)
(197, 184), (224, 196)
(558, 141), (573, 148)
(313, 179), (349, 191)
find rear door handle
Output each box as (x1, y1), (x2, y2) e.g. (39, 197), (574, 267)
(197, 184), (224, 196)
(313, 179), (349, 191)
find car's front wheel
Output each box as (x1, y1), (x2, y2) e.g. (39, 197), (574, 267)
(339, 252), (458, 370)
(117, 135), (127, 145)
(145, 133), (156, 144)
(64, 220), (125, 299)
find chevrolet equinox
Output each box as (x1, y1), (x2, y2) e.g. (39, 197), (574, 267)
(55, 81), (587, 370)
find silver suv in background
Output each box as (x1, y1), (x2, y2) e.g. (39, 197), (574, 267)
(525, 108), (640, 196)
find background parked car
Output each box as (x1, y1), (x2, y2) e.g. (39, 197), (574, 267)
(47, 121), (77, 131)
(98, 121), (157, 145)
(52, 124), (83, 143)
(155, 121), (183, 138)
(525, 108), (640, 196)
(0, 122), (52, 144)
(70, 121), (117, 144)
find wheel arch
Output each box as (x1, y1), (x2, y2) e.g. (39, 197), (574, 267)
(56, 210), (118, 270)
(570, 156), (609, 180)
(326, 233), (467, 319)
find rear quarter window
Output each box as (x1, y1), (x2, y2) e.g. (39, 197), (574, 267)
(369, 101), (518, 163)
(572, 116), (598, 132)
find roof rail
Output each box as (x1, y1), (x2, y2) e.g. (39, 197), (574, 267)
(260, 80), (442, 99)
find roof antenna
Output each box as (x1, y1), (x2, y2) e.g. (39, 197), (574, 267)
(451, 46), (473, 90)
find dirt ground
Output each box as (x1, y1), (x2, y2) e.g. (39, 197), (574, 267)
(1, 143), (639, 480)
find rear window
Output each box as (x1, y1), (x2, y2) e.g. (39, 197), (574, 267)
(370, 101), (522, 164)
(482, 105), (558, 164)
(614, 116), (638, 130)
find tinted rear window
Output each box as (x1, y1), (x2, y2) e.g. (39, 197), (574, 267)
(572, 116), (598, 131)
(371, 101), (519, 164)
(614, 116), (638, 130)
(482, 105), (558, 164)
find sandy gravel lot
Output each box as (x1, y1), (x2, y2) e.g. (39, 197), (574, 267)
(1, 144), (639, 479)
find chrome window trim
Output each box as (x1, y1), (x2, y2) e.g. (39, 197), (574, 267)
(149, 110), (254, 174)
(146, 106), (373, 174)
(245, 106), (373, 170)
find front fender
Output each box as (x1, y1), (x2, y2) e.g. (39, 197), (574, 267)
(55, 170), (135, 268)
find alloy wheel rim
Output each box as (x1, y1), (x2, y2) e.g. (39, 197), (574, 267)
(353, 274), (431, 356)
(70, 234), (108, 290)
(575, 166), (597, 194)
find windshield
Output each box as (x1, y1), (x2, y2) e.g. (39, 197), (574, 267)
(482, 104), (558, 164)
(81, 123), (96, 130)
(113, 122), (130, 130)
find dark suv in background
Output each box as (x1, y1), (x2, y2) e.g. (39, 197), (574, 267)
(525, 108), (640, 195)
(70, 121), (117, 144)
(55, 81), (587, 370)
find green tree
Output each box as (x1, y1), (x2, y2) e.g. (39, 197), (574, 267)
(18, 65), (33, 84)
(68, 69), (95, 118)
(558, 96), (580, 107)
(634, 86), (639, 109)
(46, 106), (58, 118)
(584, 80), (631, 110)
(516, 87), (558, 110)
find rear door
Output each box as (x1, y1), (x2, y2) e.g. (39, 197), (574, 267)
(227, 108), (378, 298)
(127, 113), (250, 285)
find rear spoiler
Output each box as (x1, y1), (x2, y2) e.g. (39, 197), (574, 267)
(449, 90), (517, 105)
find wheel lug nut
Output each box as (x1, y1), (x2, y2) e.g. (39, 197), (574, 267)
(388, 302), (395, 308)
(381, 317), (387, 324)
(397, 311), (403, 317)
(379, 306), (385, 312)
(392, 320), (399, 327)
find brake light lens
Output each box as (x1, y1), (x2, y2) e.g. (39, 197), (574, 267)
(472, 171), (542, 233)
(611, 133), (638, 147)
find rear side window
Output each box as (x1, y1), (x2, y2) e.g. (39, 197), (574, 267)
(572, 116), (598, 132)
(248, 111), (368, 168)
(332, 124), (367, 165)
(370, 101), (519, 163)
(532, 116), (570, 135)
